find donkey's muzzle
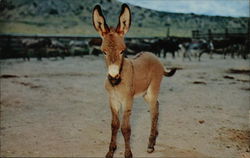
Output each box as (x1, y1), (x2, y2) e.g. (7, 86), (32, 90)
(108, 74), (121, 86)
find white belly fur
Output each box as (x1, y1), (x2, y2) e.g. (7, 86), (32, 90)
(134, 91), (146, 98)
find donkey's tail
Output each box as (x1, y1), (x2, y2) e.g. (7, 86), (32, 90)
(164, 68), (176, 77)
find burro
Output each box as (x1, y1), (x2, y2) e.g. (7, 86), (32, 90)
(92, 3), (176, 158)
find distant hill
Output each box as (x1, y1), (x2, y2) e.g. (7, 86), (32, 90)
(0, 0), (248, 37)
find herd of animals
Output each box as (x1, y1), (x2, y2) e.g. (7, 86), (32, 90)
(1, 36), (249, 61)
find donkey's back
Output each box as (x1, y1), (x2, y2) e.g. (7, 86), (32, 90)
(131, 52), (166, 96)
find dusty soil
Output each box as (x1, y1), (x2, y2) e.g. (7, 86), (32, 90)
(0, 54), (249, 157)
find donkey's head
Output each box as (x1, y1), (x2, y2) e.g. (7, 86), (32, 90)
(92, 4), (131, 86)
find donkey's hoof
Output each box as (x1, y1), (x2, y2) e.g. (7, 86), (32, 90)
(125, 150), (133, 158)
(105, 151), (114, 158)
(147, 147), (154, 153)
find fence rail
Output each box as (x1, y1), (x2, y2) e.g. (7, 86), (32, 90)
(0, 33), (160, 59)
(0, 33), (158, 39)
(192, 29), (249, 40)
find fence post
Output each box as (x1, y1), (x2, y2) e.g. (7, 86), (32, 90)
(225, 28), (228, 39)
(208, 29), (212, 40)
(192, 30), (199, 39)
(165, 24), (170, 37)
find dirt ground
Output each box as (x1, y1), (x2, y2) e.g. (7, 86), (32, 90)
(0, 54), (249, 157)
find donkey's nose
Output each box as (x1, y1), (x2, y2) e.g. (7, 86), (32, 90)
(112, 74), (120, 79)
(108, 65), (119, 78)
(108, 74), (120, 81)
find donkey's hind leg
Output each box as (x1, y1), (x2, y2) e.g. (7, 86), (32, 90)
(143, 81), (161, 153)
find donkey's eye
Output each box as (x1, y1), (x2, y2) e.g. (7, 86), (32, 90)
(120, 50), (125, 54)
(103, 51), (107, 56)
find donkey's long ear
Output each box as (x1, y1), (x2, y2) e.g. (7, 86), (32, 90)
(116, 4), (131, 35)
(92, 5), (110, 37)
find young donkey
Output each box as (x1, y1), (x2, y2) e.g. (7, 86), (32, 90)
(92, 4), (176, 158)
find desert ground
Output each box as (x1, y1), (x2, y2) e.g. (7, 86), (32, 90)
(0, 53), (249, 157)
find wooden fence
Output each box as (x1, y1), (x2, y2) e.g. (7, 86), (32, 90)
(192, 29), (249, 40)
(0, 33), (158, 59)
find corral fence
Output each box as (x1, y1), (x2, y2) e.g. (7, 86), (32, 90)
(191, 28), (250, 59)
(192, 28), (249, 40)
(0, 33), (158, 59)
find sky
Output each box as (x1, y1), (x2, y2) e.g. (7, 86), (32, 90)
(118, 0), (249, 17)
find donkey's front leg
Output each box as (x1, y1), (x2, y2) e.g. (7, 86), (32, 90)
(121, 98), (133, 158)
(106, 100), (120, 158)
